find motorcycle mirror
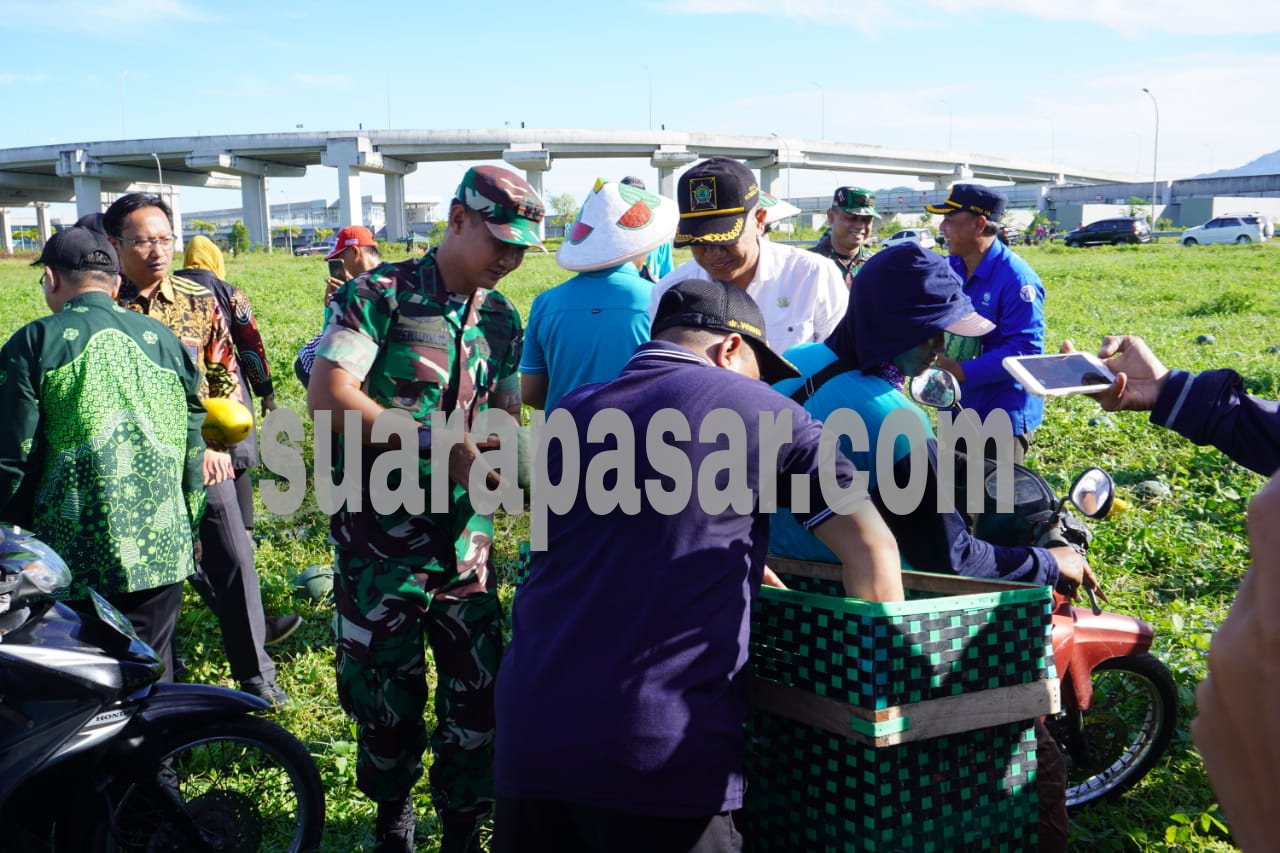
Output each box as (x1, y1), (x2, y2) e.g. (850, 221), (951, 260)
(1068, 467), (1115, 519)
(907, 368), (961, 409)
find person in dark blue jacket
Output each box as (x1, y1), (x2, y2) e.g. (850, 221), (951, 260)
(931, 184), (1045, 462)
(1080, 335), (1280, 476)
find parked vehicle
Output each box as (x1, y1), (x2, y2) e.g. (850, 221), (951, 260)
(0, 525), (325, 851)
(293, 242), (333, 257)
(1182, 213), (1271, 245)
(953, 456), (1176, 807)
(882, 228), (936, 249)
(1062, 217), (1151, 248)
(1228, 212), (1275, 239)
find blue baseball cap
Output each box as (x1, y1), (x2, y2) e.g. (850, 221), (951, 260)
(926, 183), (1007, 221)
(848, 243), (995, 367)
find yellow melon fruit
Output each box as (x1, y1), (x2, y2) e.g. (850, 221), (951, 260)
(201, 397), (253, 446)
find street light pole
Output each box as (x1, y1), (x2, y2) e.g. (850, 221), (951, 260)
(643, 66), (653, 131)
(1142, 88), (1160, 227)
(811, 82), (825, 140)
(280, 189), (292, 255)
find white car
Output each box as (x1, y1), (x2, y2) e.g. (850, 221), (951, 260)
(1181, 215), (1269, 246)
(882, 228), (936, 249)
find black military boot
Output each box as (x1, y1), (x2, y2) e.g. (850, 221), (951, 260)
(374, 796), (417, 853)
(439, 810), (483, 853)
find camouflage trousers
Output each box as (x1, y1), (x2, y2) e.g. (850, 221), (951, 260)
(333, 550), (504, 816)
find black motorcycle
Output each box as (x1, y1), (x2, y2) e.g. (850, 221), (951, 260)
(0, 525), (324, 852)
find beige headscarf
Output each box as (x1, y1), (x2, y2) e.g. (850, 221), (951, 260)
(183, 234), (226, 280)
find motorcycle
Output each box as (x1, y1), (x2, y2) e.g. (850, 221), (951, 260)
(0, 525), (325, 852)
(912, 365), (1179, 810)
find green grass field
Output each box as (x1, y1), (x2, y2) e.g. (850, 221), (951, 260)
(3, 239), (1277, 851)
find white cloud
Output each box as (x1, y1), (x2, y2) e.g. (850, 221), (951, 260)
(644, 0), (917, 32)
(290, 74), (352, 90)
(961, 0), (1280, 36)
(647, 0), (1280, 35)
(0, 0), (214, 33)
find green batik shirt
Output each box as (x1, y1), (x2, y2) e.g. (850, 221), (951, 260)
(315, 248), (523, 570)
(0, 291), (207, 599)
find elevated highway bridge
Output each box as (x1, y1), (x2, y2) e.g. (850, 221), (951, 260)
(0, 128), (1138, 251)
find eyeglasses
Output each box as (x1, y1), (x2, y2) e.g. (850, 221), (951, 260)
(116, 234), (176, 250)
(37, 271), (48, 289)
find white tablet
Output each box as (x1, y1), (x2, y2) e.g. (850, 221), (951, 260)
(1002, 353), (1116, 397)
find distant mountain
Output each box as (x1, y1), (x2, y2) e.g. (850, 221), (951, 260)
(1193, 149), (1280, 179)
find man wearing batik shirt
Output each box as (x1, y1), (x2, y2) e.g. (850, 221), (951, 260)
(810, 186), (879, 285)
(308, 165), (540, 853)
(0, 227), (205, 682)
(106, 192), (288, 708)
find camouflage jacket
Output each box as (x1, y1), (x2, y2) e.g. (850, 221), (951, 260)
(117, 274), (242, 402)
(810, 234), (875, 285)
(314, 248), (523, 568)
(0, 291), (206, 598)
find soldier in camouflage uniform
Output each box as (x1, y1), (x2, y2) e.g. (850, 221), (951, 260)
(308, 165), (543, 853)
(810, 186), (880, 286)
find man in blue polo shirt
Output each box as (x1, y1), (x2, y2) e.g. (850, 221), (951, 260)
(494, 280), (903, 852)
(931, 183), (1045, 462)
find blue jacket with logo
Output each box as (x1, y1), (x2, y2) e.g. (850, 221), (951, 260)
(946, 239), (1045, 435)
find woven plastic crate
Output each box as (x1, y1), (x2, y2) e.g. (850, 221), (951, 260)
(745, 714), (1038, 852)
(752, 564), (1054, 712)
(742, 559), (1057, 851)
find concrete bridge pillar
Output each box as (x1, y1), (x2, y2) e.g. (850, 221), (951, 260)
(35, 203), (52, 247)
(384, 173), (407, 243)
(502, 148), (552, 199)
(651, 149), (698, 199)
(73, 175), (103, 220)
(0, 209), (13, 254)
(240, 174), (269, 249)
(335, 164), (362, 229)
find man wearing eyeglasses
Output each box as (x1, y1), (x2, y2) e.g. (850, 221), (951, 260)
(810, 186), (880, 285)
(104, 192), (289, 709)
(930, 184), (1046, 464)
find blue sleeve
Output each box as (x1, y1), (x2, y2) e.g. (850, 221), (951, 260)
(1152, 369), (1280, 476)
(872, 440), (1059, 585)
(962, 271), (1045, 390)
(518, 296), (548, 375)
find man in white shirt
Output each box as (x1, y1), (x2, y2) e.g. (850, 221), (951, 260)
(649, 157), (848, 355)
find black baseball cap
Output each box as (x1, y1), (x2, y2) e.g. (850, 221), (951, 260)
(31, 226), (119, 272)
(926, 183), (1007, 221)
(652, 279), (800, 384)
(675, 157), (760, 246)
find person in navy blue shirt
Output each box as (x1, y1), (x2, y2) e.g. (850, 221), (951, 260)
(494, 279), (903, 853)
(931, 184), (1045, 462)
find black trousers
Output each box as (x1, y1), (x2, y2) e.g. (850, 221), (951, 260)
(189, 476), (274, 684)
(494, 799), (742, 853)
(69, 582), (185, 683)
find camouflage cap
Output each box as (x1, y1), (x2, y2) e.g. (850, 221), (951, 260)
(832, 186), (878, 217)
(455, 165), (546, 249)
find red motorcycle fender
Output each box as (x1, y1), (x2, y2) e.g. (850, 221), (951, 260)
(1062, 609), (1155, 710)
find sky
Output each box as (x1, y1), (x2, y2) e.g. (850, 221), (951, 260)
(2, 0), (1277, 221)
